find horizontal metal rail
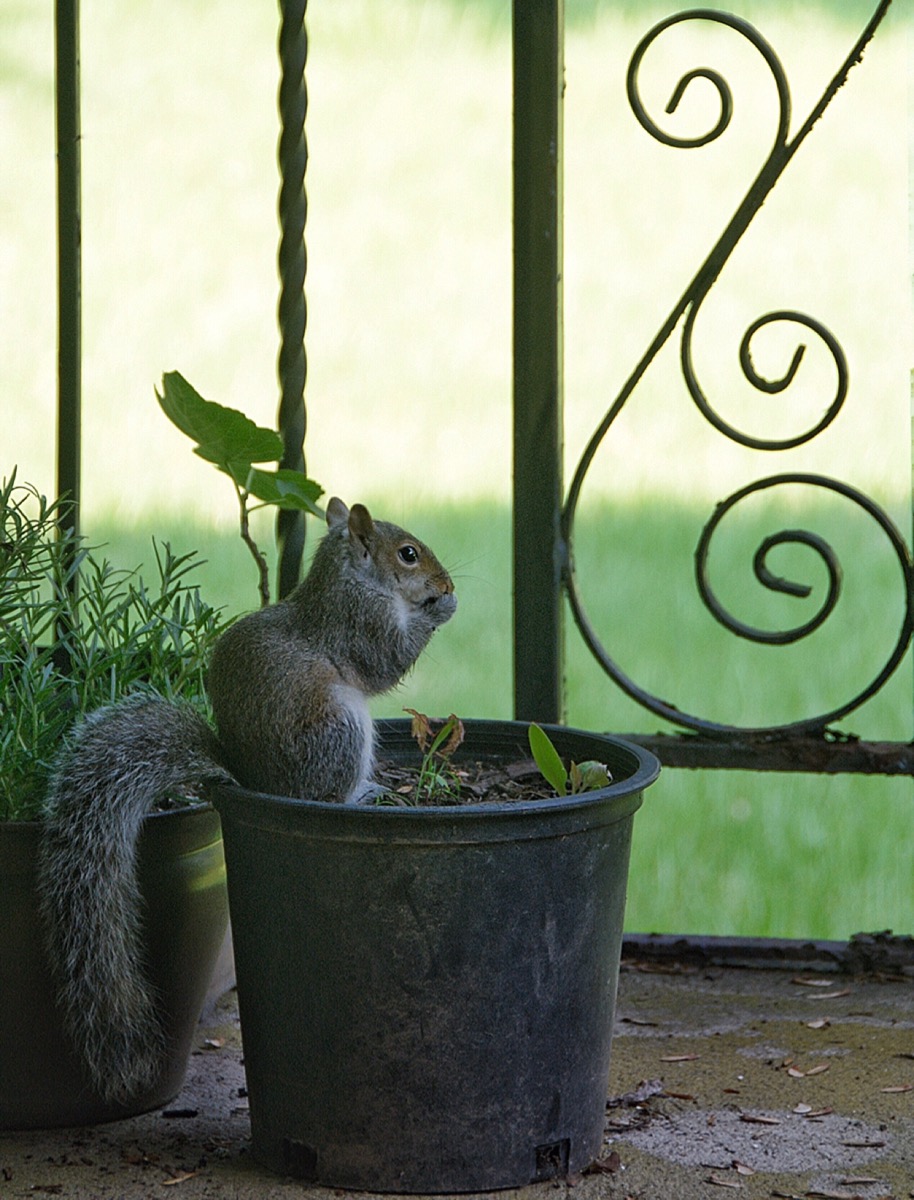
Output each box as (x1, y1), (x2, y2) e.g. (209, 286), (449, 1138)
(625, 732), (914, 776)
(622, 930), (914, 974)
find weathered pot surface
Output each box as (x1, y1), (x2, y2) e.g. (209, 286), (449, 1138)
(214, 718), (659, 1192)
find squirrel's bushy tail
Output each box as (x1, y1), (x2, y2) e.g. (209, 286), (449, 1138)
(37, 694), (232, 1104)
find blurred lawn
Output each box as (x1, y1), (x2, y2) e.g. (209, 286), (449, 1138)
(3, 0), (909, 514)
(3, 0), (911, 938)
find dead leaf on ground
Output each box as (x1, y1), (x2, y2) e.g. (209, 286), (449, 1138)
(161, 1170), (199, 1186)
(791, 977), (835, 987)
(808, 989), (852, 1001)
(805, 1191), (872, 1200)
(788, 1063), (830, 1078)
(738, 1113), (780, 1125)
(732, 1159), (755, 1175)
(880, 1083), (913, 1093)
(660, 1053), (700, 1062)
(806, 1018), (831, 1030)
(585, 1151), (621, 1176)
(705, 1173), (742, 1189)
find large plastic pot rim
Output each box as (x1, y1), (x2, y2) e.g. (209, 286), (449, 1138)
(1, 802), (217, 832)
(211, 722), (659, 844)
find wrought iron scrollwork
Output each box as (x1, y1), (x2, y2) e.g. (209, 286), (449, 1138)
(694, 474), (913, 732)
(562, 0), (911, 737)
(682, 307), (849, 452)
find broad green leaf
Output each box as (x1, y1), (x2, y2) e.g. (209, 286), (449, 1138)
(244, 466), (324, 514)
(157, 371), (283, 466)
(528, 723), (568, 796)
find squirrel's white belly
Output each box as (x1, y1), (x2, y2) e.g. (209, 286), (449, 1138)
(332, 683), (376, 799)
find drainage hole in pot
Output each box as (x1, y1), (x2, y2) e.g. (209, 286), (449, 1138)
(534, 1138), (570, 1181)
(282, 1138), (318, 1181)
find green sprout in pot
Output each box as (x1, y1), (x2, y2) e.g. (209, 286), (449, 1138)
(528, 723), (612, 796)
(404, 709), (465, 805)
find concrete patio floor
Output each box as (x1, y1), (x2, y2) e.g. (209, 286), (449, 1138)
(2, 938), (912, 1200)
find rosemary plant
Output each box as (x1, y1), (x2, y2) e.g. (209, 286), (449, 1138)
(0, 473), (225, 821)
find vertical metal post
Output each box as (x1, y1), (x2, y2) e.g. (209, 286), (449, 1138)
(512, 0), (565, 722)
(55, 0), (81, 530)
(276, 0), (308, 597)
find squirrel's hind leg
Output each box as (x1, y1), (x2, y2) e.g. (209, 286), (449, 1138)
(274, 683), (375, 803)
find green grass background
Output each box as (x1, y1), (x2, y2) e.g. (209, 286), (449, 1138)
(3, 0), (912, 938)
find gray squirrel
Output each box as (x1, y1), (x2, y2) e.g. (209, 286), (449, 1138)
(37, 497), (456, 1104)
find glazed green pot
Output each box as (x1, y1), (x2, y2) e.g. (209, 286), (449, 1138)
(0, 805), (228, 1129)
(214, 719), (659, 1193)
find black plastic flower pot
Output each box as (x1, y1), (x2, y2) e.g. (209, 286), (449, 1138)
(0, 805), (228, 1130)
(212, 719), (659, 1193)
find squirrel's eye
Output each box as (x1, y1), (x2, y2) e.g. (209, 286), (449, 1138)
(398, 544), (419, 566)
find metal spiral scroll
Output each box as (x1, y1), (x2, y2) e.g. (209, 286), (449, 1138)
(561, 1), (912, 737)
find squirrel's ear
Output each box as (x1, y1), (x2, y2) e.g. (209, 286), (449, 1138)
(347, 503), (375, 549)
(326, 497), (350, 531)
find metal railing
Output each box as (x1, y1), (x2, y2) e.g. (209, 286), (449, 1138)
(52, 1), (910, 774)
(512, 0), (913, 774)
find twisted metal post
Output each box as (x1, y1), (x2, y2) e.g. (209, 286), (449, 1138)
(276, 0), (308, 598)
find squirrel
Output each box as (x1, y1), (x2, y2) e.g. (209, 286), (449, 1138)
(37, 497), (456, 1104)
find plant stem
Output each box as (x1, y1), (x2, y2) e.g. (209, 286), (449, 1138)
(236, 483), (271, 608)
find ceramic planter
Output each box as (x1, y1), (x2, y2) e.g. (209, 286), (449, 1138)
(0, 805), (228, 1129)
(213, 718), (659, 1192)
